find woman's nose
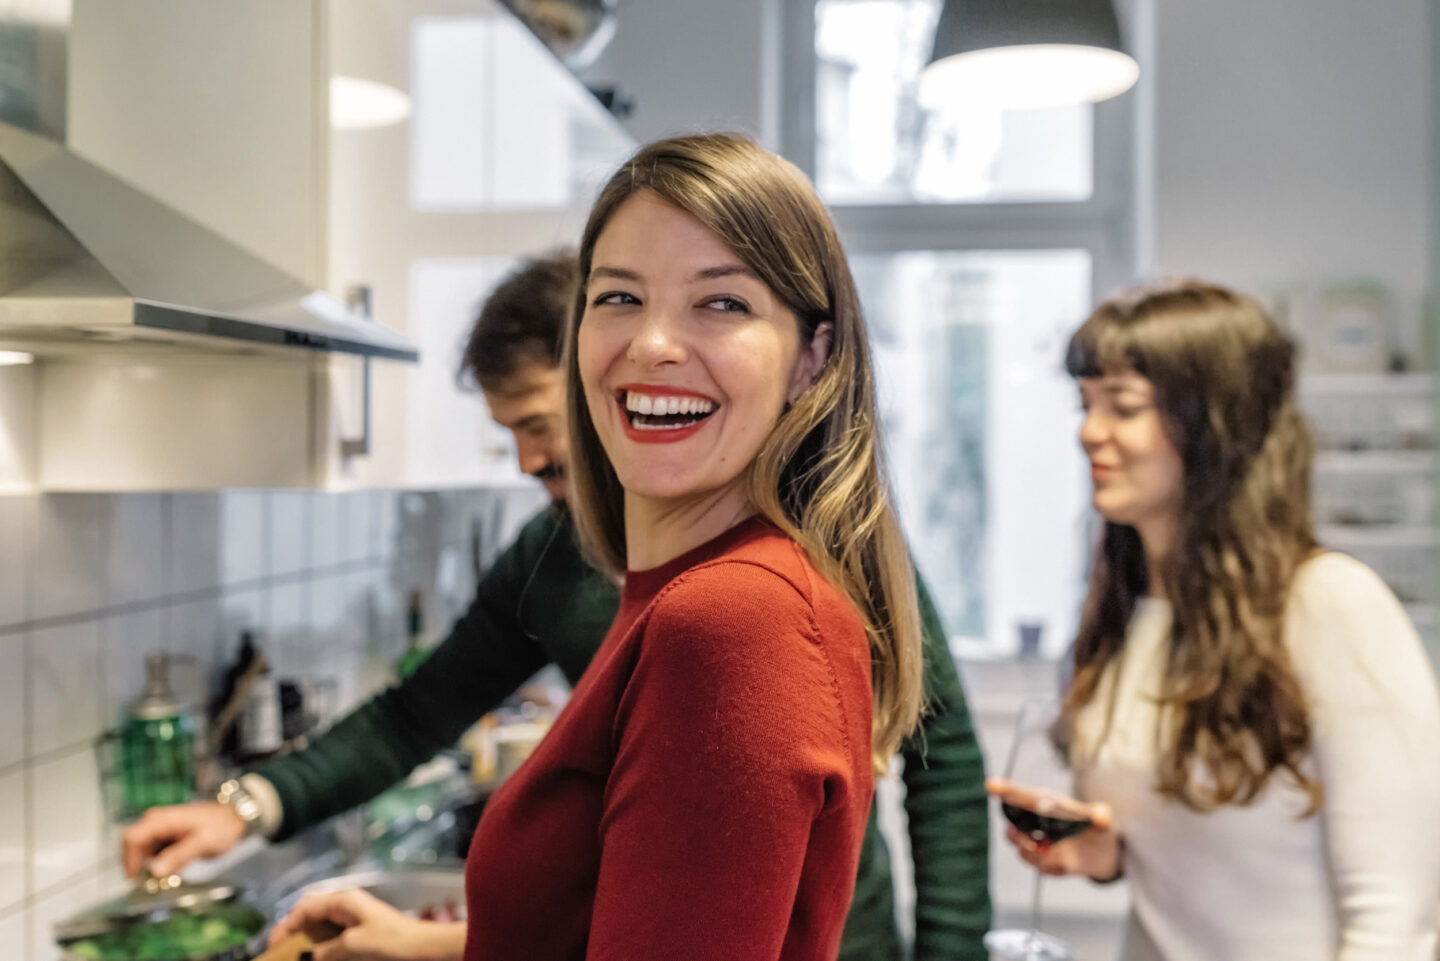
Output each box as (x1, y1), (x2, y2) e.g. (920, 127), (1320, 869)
(626, 309), (687, 367)
(1078, 410), (1106, 450)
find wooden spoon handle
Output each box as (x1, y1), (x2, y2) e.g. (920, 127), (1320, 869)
(255, 919), (346, 960)
(251, 932), (314, 961)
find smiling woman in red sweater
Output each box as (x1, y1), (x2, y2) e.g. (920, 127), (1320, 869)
(453, 134), (927, 961)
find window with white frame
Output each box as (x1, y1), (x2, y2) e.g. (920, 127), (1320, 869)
(788, 0), (1141, 658)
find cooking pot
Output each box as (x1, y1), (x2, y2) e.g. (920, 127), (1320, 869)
(54, 866), (269, 961)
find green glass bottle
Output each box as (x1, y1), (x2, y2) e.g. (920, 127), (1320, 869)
(120, 652), (196, 817)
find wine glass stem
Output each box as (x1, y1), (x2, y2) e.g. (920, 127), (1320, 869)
(1028, 865), (1046, 952)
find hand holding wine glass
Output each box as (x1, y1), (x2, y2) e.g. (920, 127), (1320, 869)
(987, 776), (1119, 881)
(984, 699), (1120, 961)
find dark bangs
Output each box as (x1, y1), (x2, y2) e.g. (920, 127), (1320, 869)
(1065, 305), (1150, 380)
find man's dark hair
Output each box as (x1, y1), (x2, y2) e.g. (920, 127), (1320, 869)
(460, 247), (579, 391)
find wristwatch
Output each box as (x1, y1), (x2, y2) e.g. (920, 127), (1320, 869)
(215, 778), (263, 836)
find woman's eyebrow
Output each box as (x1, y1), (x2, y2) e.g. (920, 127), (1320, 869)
(588, 265), (641, 283)
(693, 264), (760, 282)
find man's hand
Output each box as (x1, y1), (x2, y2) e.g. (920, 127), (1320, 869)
(121, 802), (249, 878)
(268, 889), (466, 961)
(987, 777), (1123, 882)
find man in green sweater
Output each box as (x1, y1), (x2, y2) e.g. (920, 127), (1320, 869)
(123, 251), (991, 961)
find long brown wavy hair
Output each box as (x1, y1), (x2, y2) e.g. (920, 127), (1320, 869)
(1064, 278), (1322, 813)
(562, 133), (925, 767)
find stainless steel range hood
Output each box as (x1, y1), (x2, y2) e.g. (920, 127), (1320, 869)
(0, 120), (419, 362)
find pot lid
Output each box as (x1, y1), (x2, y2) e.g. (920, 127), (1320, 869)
(53, 863), (241, 941)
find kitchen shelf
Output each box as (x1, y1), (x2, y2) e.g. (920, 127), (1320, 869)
(1299, 372), (1440, 396)
(1404, 603), (1440, 629)
(1314, 449), (1439, 473)
(1319, 525), (1440, 550)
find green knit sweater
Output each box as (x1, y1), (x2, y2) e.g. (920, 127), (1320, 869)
(253, 508), (990, 960)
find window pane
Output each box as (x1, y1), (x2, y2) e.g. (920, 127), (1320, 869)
(409, 257), (523, 482)
(816, 0), (1093, 204)
(856, 250), (1092, 656)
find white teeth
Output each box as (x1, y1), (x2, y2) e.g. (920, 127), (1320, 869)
(624, 392), (716, 416)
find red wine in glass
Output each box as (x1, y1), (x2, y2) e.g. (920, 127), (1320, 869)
(985, 699), (1085, 961)
(1002, 803), (1092, 846)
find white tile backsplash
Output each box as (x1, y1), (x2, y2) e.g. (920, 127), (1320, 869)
(0, 907), (27, 958)
(103, 493), (166, 606)
(218, 491), (265, 585)
(168, 492), (221, 595)
(309, 573), (351, 641)
(28, 623), (101, 757)
(268, 582), (311, 678)
(100, 609), (169, 731)
(26, 871), (97, 961)
(168, 597), (224, 679)
(29, 751), (101, 895)
(0, 633), (25, 770)
(4, 484), (539, 947)
(218, 589), (267, 659)
(268, 491), (308, 576)
(310, 491), (343, 569)
(376, 490), (402, 559)
(30, 496), (107, 620)
(0, 771), (27, 911)
(342, 490), (378, 562)
(0, 496), (29, 628)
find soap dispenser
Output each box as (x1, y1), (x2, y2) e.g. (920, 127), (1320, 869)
(120, 651), (197, 817)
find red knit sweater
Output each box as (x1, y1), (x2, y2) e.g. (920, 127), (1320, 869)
(462, 517), (875, 961)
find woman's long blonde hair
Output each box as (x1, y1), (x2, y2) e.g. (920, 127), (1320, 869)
(1064, 279), (1322, 812)
(562, 133), (925, 766)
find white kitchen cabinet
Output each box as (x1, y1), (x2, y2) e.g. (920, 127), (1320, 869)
(1301, 372), (1440, 661)
(67, 0), (330, 287)
(1, 0), (631, 491)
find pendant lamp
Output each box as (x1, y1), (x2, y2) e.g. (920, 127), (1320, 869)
(920, 0), (1139, 111)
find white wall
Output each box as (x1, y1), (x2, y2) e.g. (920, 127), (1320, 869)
(1152, 0), (1431, 302)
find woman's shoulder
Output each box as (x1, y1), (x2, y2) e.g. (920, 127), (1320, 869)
(1289, 551), (1398, 611)
(644, 526), (862, 648)
(657, 532), (820, 624)
(1285, 551), (1425, 678)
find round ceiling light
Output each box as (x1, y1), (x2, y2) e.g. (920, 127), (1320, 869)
(920, 0), (1139, 111)
(330, 75), (413, 131)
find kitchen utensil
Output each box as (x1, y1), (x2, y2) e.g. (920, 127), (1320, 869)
(253, 932), (316, 961)
(254, 920), (346, 961)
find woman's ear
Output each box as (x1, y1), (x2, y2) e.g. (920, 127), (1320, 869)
(787, 322), (833, 404)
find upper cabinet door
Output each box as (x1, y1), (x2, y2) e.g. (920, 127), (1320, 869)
(68, 0), (330, 286)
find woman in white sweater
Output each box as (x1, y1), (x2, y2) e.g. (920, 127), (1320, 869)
(990, 278), (1440, 960)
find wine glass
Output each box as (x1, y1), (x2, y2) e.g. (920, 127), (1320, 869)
(985, 698), (1090, 961)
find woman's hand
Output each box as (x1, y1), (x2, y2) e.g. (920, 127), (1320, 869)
(121, 802), (249, 878)
(987, 777), (1123, 882)
(267, 889), (466, 961)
